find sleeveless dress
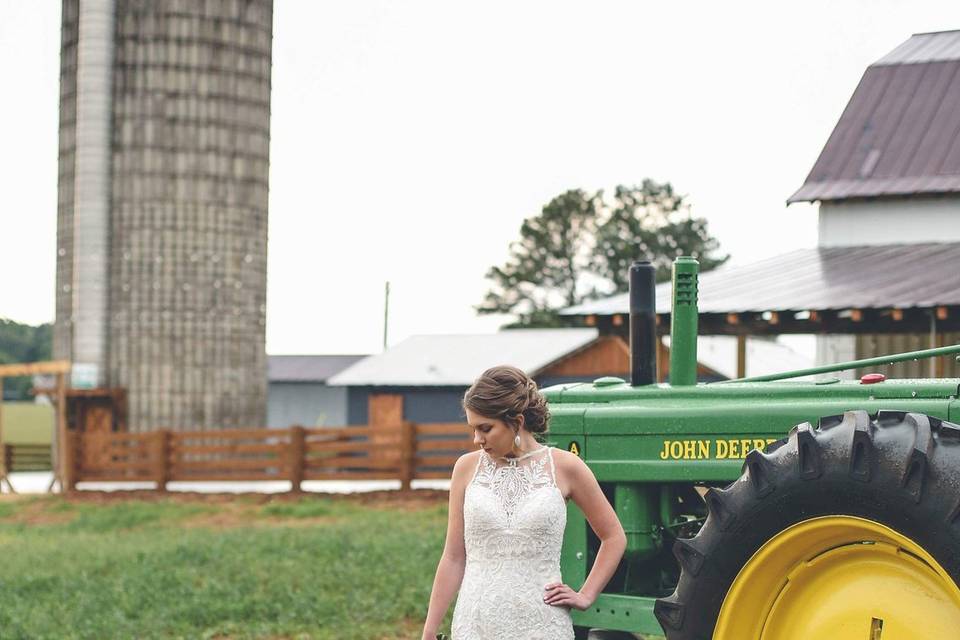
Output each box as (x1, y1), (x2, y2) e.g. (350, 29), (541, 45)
(451, 445), (575, 640)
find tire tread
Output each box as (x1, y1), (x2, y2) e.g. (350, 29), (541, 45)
(656, 410), (960, 640)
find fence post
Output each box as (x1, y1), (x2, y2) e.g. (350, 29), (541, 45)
(154, 430), (170, 491)
(289, 425), (306, 493)
(400, 421), (416, 491)
(1, 444), (14, 494)
(63, 431), (77, 492)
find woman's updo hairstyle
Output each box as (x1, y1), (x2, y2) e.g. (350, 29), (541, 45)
(463, 365), (551, 435)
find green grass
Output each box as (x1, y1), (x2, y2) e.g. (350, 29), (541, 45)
(259, 500), (335, 519)
(0, 502), (16, 519)
(0, 495), (662, 640)
(64, 501), (214, 533)
(0, 496), (449, 639)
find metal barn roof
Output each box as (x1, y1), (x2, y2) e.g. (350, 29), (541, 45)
(874, 30), (960, 65)
(562, 243), (960, 317)
(789, 31), (960, 203)
(268, 355), (368, 383)
(327, 329), (599, 387)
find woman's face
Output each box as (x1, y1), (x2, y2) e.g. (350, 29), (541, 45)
(466, 407), (515, 458)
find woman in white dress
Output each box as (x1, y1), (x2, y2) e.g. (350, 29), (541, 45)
(421, 365), (627, 640)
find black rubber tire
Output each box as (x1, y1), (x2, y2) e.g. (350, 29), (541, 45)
(654, 410), (960, 640)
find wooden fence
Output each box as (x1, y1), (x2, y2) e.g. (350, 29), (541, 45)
(0, 443), (54, 493)
(3, 443), (53, 473)
(62, 422), (474, 492)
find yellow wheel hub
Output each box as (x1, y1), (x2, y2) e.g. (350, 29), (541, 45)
(713, 516), (960, 639)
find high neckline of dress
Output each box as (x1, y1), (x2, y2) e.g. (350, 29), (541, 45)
(493, 445), (547, 464)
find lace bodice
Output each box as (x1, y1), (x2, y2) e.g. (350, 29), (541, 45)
(451, 446), (574, 640)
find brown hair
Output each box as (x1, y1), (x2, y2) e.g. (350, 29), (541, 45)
(463, 365), (550, 434)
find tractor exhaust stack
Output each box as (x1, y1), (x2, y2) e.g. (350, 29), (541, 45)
(629, 261), (657, 386)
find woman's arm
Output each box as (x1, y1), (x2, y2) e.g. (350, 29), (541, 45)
(544, 452), (627, 610)
(421, 452), (473, 640)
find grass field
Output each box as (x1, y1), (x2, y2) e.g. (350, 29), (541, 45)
(0, 491), (665, 640)
(0, 491), (450, 640)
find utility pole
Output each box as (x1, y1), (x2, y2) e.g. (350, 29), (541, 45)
(383, 281), (391, 350)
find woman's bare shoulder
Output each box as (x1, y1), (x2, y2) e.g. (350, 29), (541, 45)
(457, 448), (483, 466)
(550, 446), (587, 471)
(450, 449), (483, 486)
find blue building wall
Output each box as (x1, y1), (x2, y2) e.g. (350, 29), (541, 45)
(346, 386), (465, 425)
(267, 383), (349, 428)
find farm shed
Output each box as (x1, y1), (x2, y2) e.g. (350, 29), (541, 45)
(267, 355), (366, 427)
(328, 329), (625, 426)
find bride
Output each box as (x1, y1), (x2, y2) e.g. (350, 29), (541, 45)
(421, 365), (627, 640)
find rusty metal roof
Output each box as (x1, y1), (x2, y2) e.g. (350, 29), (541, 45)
(789, 31), (960, 203)
(561, 243), (960, 316)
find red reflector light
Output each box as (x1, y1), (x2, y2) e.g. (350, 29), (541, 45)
(860, 373), (886, 384)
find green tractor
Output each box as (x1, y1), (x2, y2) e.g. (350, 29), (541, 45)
(544, 257), (960, 640)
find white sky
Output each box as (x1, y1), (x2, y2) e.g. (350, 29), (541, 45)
(1, 1), (959, 355)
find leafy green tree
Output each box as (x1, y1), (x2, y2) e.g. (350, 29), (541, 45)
(0, 319), (53, 400)
(479, 181), (728, 326)
(477, 189), (602, 327)
(593, 180), (728, 289)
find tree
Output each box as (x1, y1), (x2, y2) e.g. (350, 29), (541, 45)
(593, 180), (728, 289)
(0, 319), (53, 400)
(479, 181), (728, 326)
(477, 189), (601, 327)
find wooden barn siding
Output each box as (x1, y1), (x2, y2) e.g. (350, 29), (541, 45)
(856, 332), (960, 378)
(540, 336), (630, 377)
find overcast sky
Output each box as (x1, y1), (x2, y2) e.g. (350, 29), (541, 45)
(2, 1), (959, 355)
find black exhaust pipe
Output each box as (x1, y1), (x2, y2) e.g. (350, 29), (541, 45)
(629, 261), (657, 386)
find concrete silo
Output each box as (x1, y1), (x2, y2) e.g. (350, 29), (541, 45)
(56, 0), (273, 431)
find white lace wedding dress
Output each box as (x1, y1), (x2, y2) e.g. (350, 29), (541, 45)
(451, 445), (575, 640)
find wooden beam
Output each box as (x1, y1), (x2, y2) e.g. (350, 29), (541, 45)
(53, 372), (71, 492)
(736, 335), (747, 379)
(585, 305), (960, 337)
(936, 330), (946, 378)
(0, 375), (4, 447)
(657, 337), (668, 382)
(0, 375), (8, 493)
(930, 313), (938, 378)
(0, 444), (15, 494)
(0, 360), (71, 377)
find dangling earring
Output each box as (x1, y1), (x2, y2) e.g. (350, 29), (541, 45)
(514, 432), (522, 449)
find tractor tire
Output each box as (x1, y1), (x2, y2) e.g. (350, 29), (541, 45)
(654, 410), (960, 640)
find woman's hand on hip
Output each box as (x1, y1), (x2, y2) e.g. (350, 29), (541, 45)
(543, 582), (592, 611)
